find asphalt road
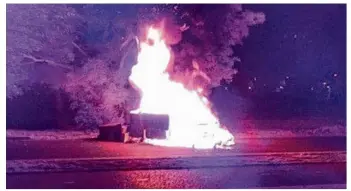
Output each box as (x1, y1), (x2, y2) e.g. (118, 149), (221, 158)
(6, 137), (346, 160)
(6, 137), (346, 189)
(7, 163), (346, 189)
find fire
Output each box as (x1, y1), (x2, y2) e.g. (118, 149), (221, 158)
(129, 27), (235, 149)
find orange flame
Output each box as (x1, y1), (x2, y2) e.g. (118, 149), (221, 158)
(129, 27), (235, 149)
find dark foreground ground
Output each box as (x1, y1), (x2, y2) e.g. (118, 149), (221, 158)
(6, 137), (346, 189)
(6, 137), (346, 160)
(7, 163), (346, 189)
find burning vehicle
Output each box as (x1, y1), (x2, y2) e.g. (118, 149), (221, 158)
(99, 27), (235, 149)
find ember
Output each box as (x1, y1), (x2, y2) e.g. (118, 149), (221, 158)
(129, 27), (234, 149)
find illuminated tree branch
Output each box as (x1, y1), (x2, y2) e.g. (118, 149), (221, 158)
(22, 54), (73, 70)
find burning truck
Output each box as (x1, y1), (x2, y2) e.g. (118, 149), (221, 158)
(99, 27), (235, 149)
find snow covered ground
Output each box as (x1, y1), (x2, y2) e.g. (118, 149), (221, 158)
(6, 124), (345, 140)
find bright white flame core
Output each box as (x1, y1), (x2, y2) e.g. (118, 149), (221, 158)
(129, 27), (235, 149)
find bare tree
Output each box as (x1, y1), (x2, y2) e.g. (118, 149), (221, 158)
(6, 4), (83, 97)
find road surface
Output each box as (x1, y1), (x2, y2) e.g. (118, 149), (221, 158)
(7, 163), (346, 189)
(6, 137), (346, 160)
(6, 137), (346, 188)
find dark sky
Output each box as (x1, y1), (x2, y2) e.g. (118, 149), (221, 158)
(235, 4), (346, 97)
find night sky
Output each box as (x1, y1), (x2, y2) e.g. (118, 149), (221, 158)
(234, 4), (346, 98)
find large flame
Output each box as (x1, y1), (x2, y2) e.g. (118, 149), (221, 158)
(129, 27), (235, 149)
